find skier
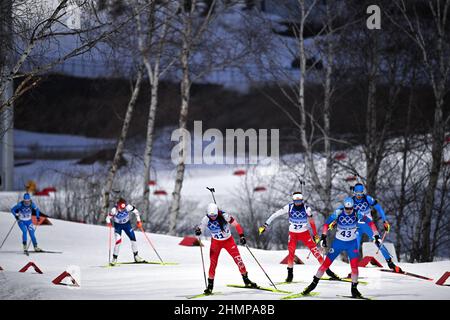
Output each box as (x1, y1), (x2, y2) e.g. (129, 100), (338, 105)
(352, 183), (402, 272)
(195, 203), (257, 294)
(302, 197), (381, 298)
(10, 193), (42, 252)
(106, 198), (143, 265)
(258, 192), (339, 282)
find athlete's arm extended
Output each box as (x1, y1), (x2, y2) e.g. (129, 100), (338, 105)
(265, 204), (289, 227)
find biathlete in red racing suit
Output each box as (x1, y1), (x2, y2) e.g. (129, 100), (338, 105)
(195, 203), (257, 294)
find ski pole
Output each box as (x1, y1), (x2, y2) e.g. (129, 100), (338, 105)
(375, 231), (388, 255)
(244, 244), (278, 290)
(139, 226), (164, 264)
(306, 250), (312, 260)
(108, 223), (113, 265)
(198, 236), (208, 289)
(206, 187), (216, 204)
(0, 220), (17, 250)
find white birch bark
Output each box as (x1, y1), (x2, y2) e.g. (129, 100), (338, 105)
(102, 68), (144, 215)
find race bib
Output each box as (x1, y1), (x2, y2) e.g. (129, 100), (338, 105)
(335, 214), (358, 241)
(336, 228), (357, 241)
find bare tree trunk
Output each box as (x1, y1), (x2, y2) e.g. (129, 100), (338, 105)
(134, 0), (173, 224)
(365, 39), (379, 197)
(323, 0), (334, 214)
(396, 0), (450, 262)
(169, 31), (191, 235)
(0, 0), (69, 110)
(142, 61), (160, 222)
(166, 0), (240, 234)
(295, 0), (329, 215)
(102, 68), (143, 214)
(418, 95), (445, 261)
(417, 0), (448, 262)
(396, 86), (414, 262)
(0, 0), (14, 190)
(0, 0), (12, 78)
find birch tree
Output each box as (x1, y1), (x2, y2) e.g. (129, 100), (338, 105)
(130, 0), (177, 223)
(168, 0), (253, 235)
(0, 0), (148, 124)
(102, 67), (144, 215)
(168, 0), (197, 235)
(387, 0), (450, 262)
(246, 0), (350, 216)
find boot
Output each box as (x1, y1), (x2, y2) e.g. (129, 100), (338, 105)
(242, 272), (258, 288)
(111, 254), (118, 266)
(134, 252), (143, 263)
(302, 276), (320, 295)
(387, 259), (403, 273)
(285, 267), (294, 283)
(326, 268), (340, 280)
(204, 278), (214, 294)
(22, 243), (27, 252)
(33, 245), (43, 252)
(351, 282), (362, 298)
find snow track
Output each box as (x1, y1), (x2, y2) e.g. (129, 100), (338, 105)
(0, 212), (449, 300)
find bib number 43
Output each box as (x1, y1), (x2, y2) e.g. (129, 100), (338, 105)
(340, 230), (353, 238)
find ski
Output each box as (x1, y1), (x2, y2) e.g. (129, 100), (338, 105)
(226, 284), (292, 294)
(186, 292), (223, 299)
(275, 281), (304, 285)
(115, 261), (178, 266)
(101, 263), (120, 268)
(321, 277), (368, 285)
(337, 294), (373, 300)
(281, 292), (320, 300)
(29, 250), (63, 254)
(379, 269), (433, 281)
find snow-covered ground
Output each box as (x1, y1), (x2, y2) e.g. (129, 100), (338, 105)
(0, 212), (449, 300)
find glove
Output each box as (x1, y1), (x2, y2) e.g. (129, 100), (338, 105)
(329, 221), (336, 230)
(136, 221), (142, 229)
(239, 235), (246, 245)
(313, 234), (320, 244)
(195, 227), (202, 236)
(383, 221), (391, 232)
(320, 234), (327, 248)
(374, 234), (381, 247)
(106, 216), (111, 224)
(14, 214), (19, 221)
(258, 223), (268, 235)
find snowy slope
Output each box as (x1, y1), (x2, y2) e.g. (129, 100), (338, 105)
(0, 212), (449, 300)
